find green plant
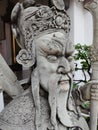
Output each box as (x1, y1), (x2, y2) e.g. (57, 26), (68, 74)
(74, 43), (92, 85)
(73, 44), (92, 124)
(74, 44), (98, 129)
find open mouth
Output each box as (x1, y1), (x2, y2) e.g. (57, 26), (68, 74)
(58, 80), (69, 84)
(58, 80), (70, 92)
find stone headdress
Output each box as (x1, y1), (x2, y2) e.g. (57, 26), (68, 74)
(11, 0), (71, 67)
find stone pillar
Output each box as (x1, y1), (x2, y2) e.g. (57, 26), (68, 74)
(0, 89), (4, 112)
(67, 0), (93, 45)
(84, 1), (98, 130)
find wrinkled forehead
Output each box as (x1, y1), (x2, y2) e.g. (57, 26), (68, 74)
(35, 32), (66, 46)
(34, 32), (74, 55)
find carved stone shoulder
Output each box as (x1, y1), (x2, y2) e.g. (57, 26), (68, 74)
(0, 90), (50, 130)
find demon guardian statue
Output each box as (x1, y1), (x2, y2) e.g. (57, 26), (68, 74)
(0, 0), (98, 130)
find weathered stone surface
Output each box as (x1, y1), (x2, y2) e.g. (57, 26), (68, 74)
(1, 0), (98, 130)
(0, 89), (88, 130)
(0, 90), (49, 130)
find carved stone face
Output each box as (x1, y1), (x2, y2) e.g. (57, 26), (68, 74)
(35, 32), (75, 92)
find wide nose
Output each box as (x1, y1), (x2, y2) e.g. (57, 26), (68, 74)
(57, 57), (71, 74)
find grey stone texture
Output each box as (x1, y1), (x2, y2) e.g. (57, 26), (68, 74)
(0, 0), (98, 130)
(0, 89), (88, 130)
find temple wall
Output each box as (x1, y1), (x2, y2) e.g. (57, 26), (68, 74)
(67, 0), (93, 85)
(68, 0), (93, 45)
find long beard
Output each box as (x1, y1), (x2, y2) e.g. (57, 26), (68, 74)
(47, 73), (81, 128)
(47, 74), (88, 130)
(48, 74), (60, 129)
(47, 74), (72, 128)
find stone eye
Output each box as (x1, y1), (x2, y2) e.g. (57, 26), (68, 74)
(47, 55), (58, 62)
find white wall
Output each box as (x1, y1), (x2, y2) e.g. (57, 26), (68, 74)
(67, 0), (93, 85)
(67, 0), (93, 45)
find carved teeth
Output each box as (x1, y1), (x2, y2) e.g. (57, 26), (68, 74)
(58, 80), (69, 92)
(58, 80), (69, 85)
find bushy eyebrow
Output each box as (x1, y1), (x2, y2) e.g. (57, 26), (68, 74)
(39, 38), (63, 55)
(52, 36), (65, 48)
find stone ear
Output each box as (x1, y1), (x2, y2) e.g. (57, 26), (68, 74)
(11, 3), (36, 67)
(16, 39), (36, 67)
(16, 49), (35, 67)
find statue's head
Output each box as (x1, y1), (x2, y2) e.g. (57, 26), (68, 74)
(11, 1), (75, 91)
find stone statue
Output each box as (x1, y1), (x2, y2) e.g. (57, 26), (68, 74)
(0, 0), (98, 130)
